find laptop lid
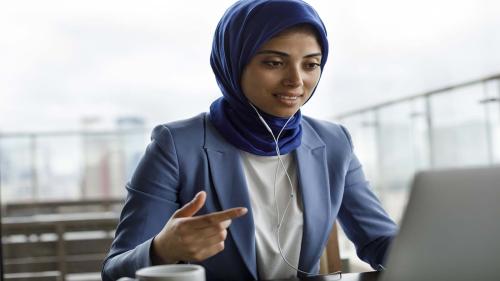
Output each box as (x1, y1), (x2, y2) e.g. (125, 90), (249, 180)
(381, 165), (500, 281)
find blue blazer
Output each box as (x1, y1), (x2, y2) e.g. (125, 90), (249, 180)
(102, 113), (397, 281)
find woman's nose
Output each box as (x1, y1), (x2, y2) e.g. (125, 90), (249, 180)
(282, 65), (303, 87)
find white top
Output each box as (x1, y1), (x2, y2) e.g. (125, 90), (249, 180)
(240, 151), (303, 280)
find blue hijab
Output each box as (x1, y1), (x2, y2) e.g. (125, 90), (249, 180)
(209, 0), (329, 156)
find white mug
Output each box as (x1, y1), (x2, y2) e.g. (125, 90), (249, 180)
(117, 264), (205, 281)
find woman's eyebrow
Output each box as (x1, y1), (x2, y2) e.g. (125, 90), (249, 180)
(304, 52), (322, 58)
(256, 50), (322, 58)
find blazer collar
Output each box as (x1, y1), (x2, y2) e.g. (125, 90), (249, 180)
(299, 118), (326, 150)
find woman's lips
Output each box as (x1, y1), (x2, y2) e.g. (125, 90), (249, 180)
(273, 93), (303, 105)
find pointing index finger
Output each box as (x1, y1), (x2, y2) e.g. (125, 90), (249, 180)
(192, 207), (248, 228)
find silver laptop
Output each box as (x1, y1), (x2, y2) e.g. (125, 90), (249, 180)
(381, 165), (500, 281)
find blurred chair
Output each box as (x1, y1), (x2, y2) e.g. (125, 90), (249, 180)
(2, 212), (118, 281)
(319, 223), (342, 274)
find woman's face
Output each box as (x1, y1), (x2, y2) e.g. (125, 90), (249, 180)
(241, 28), (322, 118)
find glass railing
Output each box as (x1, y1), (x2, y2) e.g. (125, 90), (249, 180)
(0, 129), (149, 203)
(335, 74), (500, 222)
(333, 74), (500, 269)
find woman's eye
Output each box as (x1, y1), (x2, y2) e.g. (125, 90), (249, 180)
(263, 61), (283, 68)
(305, 63), (321, 70)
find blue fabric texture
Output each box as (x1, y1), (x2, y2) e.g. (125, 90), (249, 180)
(209, 0), (329, 156)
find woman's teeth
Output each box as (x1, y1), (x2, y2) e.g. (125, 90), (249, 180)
(276, 95), (298, 100)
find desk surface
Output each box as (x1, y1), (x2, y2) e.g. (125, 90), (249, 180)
(271, 271), (380, 281)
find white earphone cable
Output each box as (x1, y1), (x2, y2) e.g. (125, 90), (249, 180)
(248, 103), (342, 278)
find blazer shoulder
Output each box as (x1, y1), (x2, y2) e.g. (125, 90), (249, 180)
(302, 115), (354, 151)
(151, 113), (206, 147)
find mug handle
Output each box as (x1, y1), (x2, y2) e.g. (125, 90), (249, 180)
(117, 278), (137, 281)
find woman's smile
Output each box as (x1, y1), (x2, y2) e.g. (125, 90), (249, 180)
(273, 92), (304, 106)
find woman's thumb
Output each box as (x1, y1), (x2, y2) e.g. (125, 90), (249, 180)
(173, 191), (206, 218)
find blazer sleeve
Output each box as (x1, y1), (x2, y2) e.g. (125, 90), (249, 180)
(337, 125), (398, 269)
(102, 125), (181, 281)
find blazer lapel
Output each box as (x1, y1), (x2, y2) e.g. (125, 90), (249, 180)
(203, 115), (257, 280)
(296, 121), (332, 274)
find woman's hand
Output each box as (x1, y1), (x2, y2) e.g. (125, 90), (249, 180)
(151, 191), (248, 264)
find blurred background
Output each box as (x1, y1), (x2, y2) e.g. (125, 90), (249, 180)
(1, 0), (500, 280)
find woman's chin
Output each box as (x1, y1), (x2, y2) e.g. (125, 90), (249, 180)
(267, 109), (300, 118)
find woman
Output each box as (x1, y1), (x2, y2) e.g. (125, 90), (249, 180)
(102, 1), (397, 280)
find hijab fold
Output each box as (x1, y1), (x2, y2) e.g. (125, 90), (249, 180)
(209, 0), (329, 156)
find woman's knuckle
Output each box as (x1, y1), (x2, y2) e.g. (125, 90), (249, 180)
(207, 216), (217, 224)
(193, 252), (204, 262)
(187, 246), (198, 255)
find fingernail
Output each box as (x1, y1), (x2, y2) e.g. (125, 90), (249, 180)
(241, 208), (248, 214)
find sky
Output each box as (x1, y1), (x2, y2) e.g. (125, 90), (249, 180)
(1, 0), (499, 133)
